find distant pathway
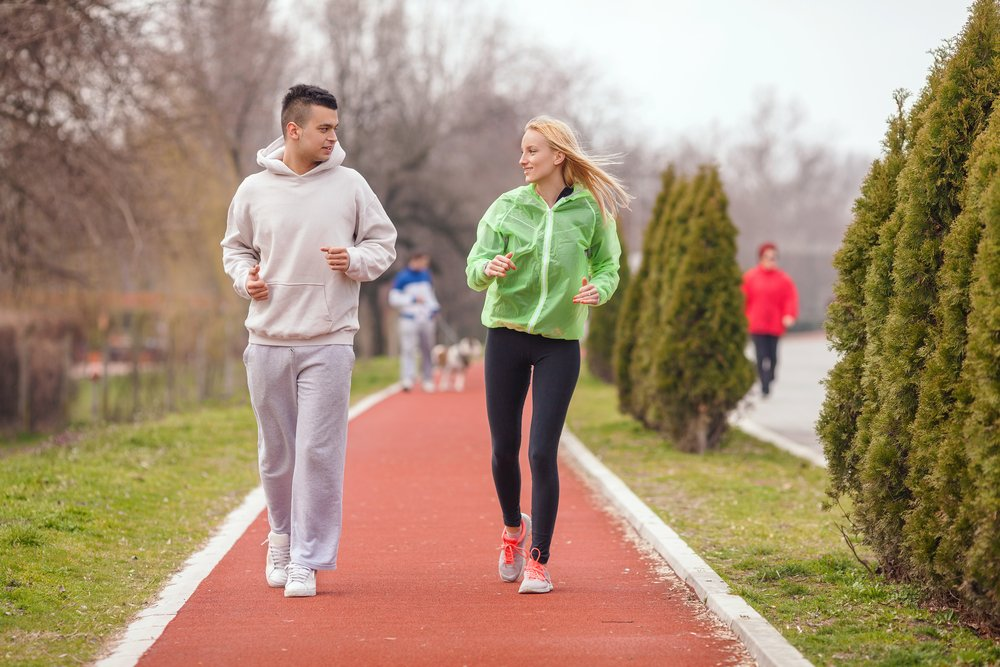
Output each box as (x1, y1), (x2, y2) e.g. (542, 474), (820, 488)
(737, 331), (837, 466)
(131, 368), (751, 666)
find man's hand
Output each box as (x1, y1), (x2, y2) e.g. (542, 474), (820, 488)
(572, 277), (600, 305)
(321, 246), (351, 272)
(485, 252), (516, 278)
(247, 264), (269, 301)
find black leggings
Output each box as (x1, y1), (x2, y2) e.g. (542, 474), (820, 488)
(485, 327), (580, 565)
(751, 333), (780, 394)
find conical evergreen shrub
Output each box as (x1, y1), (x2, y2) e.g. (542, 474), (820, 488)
(956, 168), (1000, 623)
(859, 0), (1000, 572)
(615, 167), (675, 411)
(647, 166), (753, 452)
(631, 171), (709, 429)
(586, 222), (631, 383)
(818, 90), (910, 497)
(904, 106), (1000, 587)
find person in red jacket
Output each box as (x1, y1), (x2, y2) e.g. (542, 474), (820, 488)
(741, 242), (799, 397)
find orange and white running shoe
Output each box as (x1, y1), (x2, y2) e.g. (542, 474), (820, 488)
(518, 548), (553, 594)
(498, 513), (531, 582)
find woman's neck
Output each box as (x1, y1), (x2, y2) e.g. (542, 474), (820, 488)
(533, 175), (568, 208)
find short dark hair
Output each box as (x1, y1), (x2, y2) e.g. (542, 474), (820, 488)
(758, 242), (777, 258)
(281, 84), (338, 136)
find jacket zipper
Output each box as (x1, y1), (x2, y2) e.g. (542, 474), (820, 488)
(527, 206), (555, 333)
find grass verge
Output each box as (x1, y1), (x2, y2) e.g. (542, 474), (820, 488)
(567, 368), (1000, 667)
(0, 355), (397, 667)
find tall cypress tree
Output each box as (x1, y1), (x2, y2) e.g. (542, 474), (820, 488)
(647, 166), (753, 452)
(615, 167), (675, 411)
(849, 57), (944, 567)
(632, 171), (708, 428)
(956, 168), (1000, 622)
(904, 106), (1000, 586)
(818, 90), (909, 497)
(586, 222), (631, 383)
(859, 0), (1000, 571)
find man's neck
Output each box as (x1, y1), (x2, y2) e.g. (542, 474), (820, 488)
(282, 149), (318, 176)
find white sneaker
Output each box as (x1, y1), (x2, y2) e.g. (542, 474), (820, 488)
(422, 380), (435, 393)
(284, 563), (316, 597)
(498, 513), (531, 582)
(518, 549), (553, 594)
(264, 531), (290, 588)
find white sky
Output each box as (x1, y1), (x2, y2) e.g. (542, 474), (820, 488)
(501, 0), (972, 154)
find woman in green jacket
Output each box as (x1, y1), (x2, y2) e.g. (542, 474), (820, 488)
(466, 116), (630, 594)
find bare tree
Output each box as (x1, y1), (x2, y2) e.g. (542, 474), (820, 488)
(0, 1), (149, 290)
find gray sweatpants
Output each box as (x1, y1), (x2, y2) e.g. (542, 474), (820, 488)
(399, 317), (435, 384)
(244, 344), (355, 570)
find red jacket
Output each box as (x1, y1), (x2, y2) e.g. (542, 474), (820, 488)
(741, 266), (799, 335)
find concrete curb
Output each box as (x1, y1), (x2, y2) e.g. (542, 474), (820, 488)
(732, 416), (827, 468)
(96, 383), (403, 667)
(560, 426), (813, 667)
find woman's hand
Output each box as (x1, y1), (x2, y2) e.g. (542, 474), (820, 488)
(572, 277), (600, 305)
(485, 252), (517, 278)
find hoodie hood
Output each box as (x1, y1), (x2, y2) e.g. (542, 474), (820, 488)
(256, 136), (347, 176)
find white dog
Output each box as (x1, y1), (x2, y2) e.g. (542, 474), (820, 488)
(433, 337), (482, 392)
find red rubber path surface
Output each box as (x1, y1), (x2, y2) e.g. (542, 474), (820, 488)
(138, 368), (751, 666)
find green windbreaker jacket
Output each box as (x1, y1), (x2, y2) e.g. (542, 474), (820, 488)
(466, 184), (621, 340)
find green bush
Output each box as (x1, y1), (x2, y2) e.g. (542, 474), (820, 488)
(860, 0), (1000, 573)
(821, 0), (1000, 628)
(645, 166), (753, 452)
(630, 171), (707, 428)
(614, 167), (675, 411)
(818, 90), (910, 497)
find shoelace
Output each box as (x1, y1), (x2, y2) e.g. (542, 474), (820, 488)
(261, 537), (291, 568)
(524, 557), (547, 581)
(498, 532), (526, 565)
(286, 563), (311, 584)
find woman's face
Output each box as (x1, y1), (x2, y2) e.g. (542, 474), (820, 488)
(519, 129), (564, 185)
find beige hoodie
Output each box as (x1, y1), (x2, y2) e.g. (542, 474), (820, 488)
(221, 137), (397, 345)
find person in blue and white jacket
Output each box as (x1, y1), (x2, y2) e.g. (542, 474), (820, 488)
(388, 252), (440, 391)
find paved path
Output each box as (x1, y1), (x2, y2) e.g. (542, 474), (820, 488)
(738, 331), (837, 464)
(133, 369), (751, 666)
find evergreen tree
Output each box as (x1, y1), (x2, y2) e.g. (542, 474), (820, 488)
(818, 90), (909, 497)
(647, 166), (753, 452)
(614, 167), (675, 410)
(956, 169), (1000, 622)
(848, 52), (944, 567)
(904, 107), (1000, 586)
(859, 0), (1000, 571)
(631, 171), (708, 428)
(586, 221), (631, 383)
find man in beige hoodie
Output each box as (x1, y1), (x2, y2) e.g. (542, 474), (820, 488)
(222, 84), (396, 597)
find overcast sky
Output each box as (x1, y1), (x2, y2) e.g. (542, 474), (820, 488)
(501, 0), (972, 155)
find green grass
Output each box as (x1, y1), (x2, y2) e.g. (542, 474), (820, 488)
(0, 355), (397, 667)
(567, 368), (1000, 666)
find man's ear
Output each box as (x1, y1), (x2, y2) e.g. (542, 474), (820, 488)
(285, 122), (300, 141)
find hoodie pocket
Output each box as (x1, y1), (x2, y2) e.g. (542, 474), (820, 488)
(245, 282), (333, 340)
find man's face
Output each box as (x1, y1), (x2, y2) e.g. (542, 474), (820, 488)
(760, 249), (778, 269)
(287, 105), (339, 164)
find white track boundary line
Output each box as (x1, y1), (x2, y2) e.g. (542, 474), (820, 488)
(96, 382), (402, 667)
(560, 426), (813, 667)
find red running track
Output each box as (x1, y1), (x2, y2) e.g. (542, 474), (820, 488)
(138, 367), (750, 666)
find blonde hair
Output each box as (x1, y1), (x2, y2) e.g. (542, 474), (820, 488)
(524, 115), (632, 221)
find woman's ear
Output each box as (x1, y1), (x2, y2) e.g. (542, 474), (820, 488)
(553, 151), (566, 166)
